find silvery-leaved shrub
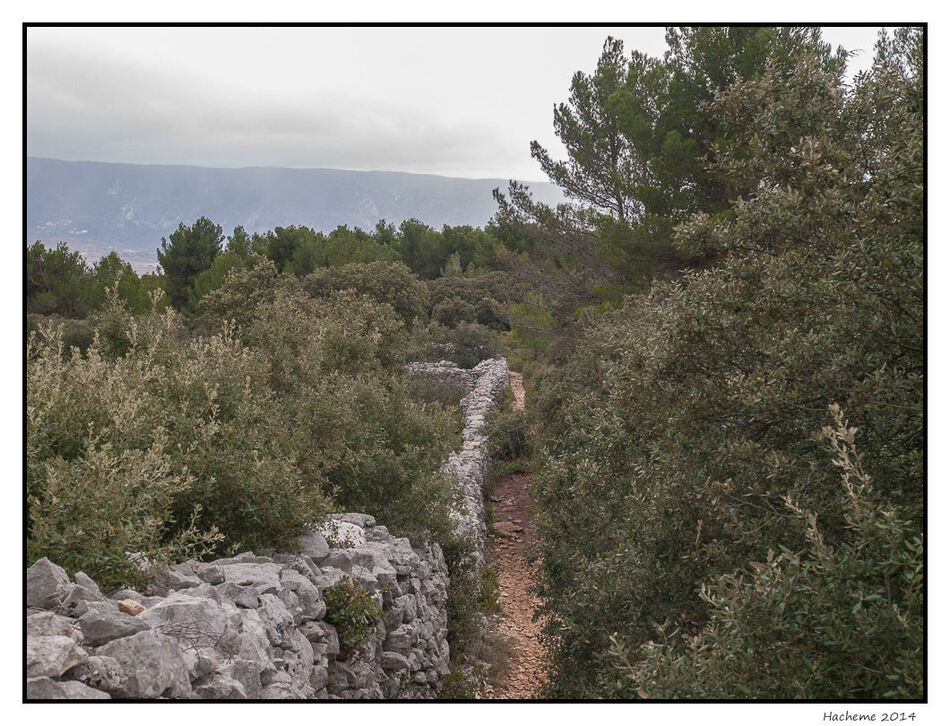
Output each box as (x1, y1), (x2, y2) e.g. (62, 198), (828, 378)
(20, 300), (307, 586)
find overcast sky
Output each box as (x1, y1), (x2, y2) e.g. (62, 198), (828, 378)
(27, 26), (886, 181)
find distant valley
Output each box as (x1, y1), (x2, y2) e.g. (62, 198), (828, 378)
(27, 157), (563, 272)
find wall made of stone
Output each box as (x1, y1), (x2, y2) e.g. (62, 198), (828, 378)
(26, 514), (448, 700)
(410, 357), (509, 562)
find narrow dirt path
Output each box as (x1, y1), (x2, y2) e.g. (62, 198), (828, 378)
(483, 370), (547, 699)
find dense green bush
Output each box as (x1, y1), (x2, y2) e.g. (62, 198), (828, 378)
(431, 297), (477, 328)
(27, 242), (99, 317)
(289, 374), (461, 546)
(244, 288), (408, 388)
(447, 323), (502, 369)
(530, 30), (922, 699)
(157, 217), (224, 312)
(427, 272), (513, 330)
(485, 408), (530, 461)
(612, 406), (922, 699)
(27, 308), (317, 589)
(27, 243), (164, 319)
(27, 276), (462, 589)
(407, 373), (468, 410)
(299, 260), (430, 326)
(197, 255), (281, 331)
(406, 374), (467, 443)
(411, 322), (502, 370)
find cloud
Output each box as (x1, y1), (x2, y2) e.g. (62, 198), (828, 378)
(27, 36), (525, 178)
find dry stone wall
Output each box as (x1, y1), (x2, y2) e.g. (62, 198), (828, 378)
(408, 357), (509, 561)
(26, 358), (509, 700)
(26, 514), (449, 700)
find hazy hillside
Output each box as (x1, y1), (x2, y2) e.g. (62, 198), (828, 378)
(27, 157), (563, 271)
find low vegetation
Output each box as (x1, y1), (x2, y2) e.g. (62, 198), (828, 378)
(323, 576), (386, 658)
(26, 272), (471, 590)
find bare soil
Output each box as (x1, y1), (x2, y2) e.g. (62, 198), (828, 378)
(483, 371), (547, 699)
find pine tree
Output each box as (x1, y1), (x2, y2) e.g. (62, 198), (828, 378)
(157, 217), (224, 311)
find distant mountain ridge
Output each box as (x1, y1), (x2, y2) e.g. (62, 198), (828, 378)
(27, 157), (563, 271)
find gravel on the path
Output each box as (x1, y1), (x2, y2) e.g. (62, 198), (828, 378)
(484, 371), (547, 700)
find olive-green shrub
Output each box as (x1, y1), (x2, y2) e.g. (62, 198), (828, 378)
(427, 272), (513, 330)
(299, 260), (430, 326)
(614, 406), (922, 700)
(323, 576), (385, 658)
(531, 31), (922, 699)
(27, 314), (95, 356)
(410, 322), (502, 370)
(486, 408), (530, 462)
(27, 308), (322, 589)
(28, 276), (462, 590)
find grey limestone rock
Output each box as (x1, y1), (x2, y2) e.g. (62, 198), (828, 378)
(310, 566), (348, 591)
(234, 608), (273, 666)
(220, 659), (264, 699)
(297, 530), (331, 561)
(62, 582), (108, 613)
(78, 606), (150, 646)
(277, 587), (301, 619)
(348, 565), (380, 593)
(384, 625), (413, 653)
(153, 566), (202, 594)
(27, 558), (71, 610)
(192, 673), (248, 699)
(97, 630), (193, 698)
(26, 635), (88, 678)
(228, 552), (274, 564)
(280, 569), (326, 621)
(365, 525), (390, 542)
(408, 358), (508, 564)
(217, 562), (283, 595)
(260, 682), (299, 700)
(310, 664), (329, 691)
(298, 619), (337, 645)
(214, 581), (260, 609)
(74, 571), (104, 598)
(333, 513), (376, 529)
(26, 677), (110, 700)
(138, 591), (234, 650)
(25, 494), (459, 701)
(195, 564), (226, 585)
(257, 593), (295, 648)
(381, 650), (411, 672)
(320, 520), (366, 547)
(64, 654), (127, 695)
(261, 668), (293, 688)
(27, 611), (82, 642)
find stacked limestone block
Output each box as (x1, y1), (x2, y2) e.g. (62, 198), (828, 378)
(408, 358), (509, 562)
(25, 513), (449, 700)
